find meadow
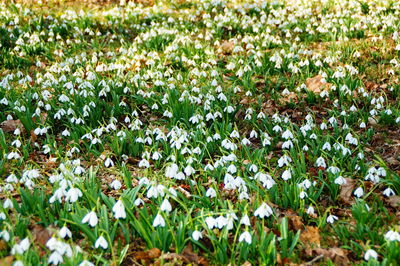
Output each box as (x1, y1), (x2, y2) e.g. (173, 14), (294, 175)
(0, 0), (400, 265)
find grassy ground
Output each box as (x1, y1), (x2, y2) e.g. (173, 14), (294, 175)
(1, 0), (400, 265)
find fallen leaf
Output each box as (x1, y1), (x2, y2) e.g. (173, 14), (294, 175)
(133, 248), (161, 260)
(280, 91), (298, 104)
(220, 41), (235, 54)
(31, 224), (52, 246)
(313, 247), (349, 265)
(288, 215), (304, 231)
(301, 226), (321, 256)
(0, 240), (7, 251)
(0, 256), (14, 266)
(339, 178), (356, 205)
(182, 244), (208, 265)
(284, 210), (304, 231)
(386, 195), (400, 208)
(157, 253), (190, 264)
(0, 119), (25, 134)
(306, 75), (331, 94)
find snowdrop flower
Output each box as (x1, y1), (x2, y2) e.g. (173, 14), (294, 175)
(11, 238), (30, 255)
(282, 169), (292, 181)
(238, 231), (252, 244)
(139, 159), (150, 168)
(306, 206), (315, 215)
(153, 213), (166, 227)
(165, 163), (178, 178)
(79, 260), (95, 266)
(110, 179), (122, 190)
(254, 203), (273, 219)
(299, 191), (307, 199)
(385, 230), (400, 241)
(82, 211), (98, 227)
(112, 200), (126, 219)
(104, 158), (114, 168)
(48, 251), (63, 265)
(160, 198), (172, 213)
(354, 187), (364, 198)
(316, 157), (326, 168)
(59, 226), (72, 239)
(66, 187), (82, 203)
(334, 176), (346, 185)
(240, 215), (251, 226)
(95, 236), (108, 249)
(206, 187), (217, 198)
(326, 215), (338, 224)
(3, 198), (13, 209)
(216, 216), (228, 229)
(0, 230), (10, 242)
(205, 216), (216, 229)
(192, 230), (203, 241)
(364, 249), (378, 261)
(383, 188), (395, 197)
(134, 198), (144, 206)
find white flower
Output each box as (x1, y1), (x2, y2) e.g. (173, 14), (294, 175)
(165, 164), (178, 178)
(79, 260), (95, 266)
(59, 226), (72, 239)
(66, 187), (82, 203)
(364, 249), (378, 261)
(385, 230), (400, 241)
(160, 198), (172, 213)
(192, 230), (203, 241)
(95, 236), (108, 249)
(153, 213), (166, 227)
(104, 158), (114, 168)
(206, 187), (217, 198)
(216, 216), (228, 229)
(82, 211), (98, 227)
(0, 230), (10, 242)
(306, 206), (315, 215)
(205, 216), (216, 229)
(238, 231), (252, 244)
(112, 200), (126, 219)
(110, 180), (122, 190)
(3, 198), (14, 209)
(282, 169), (292, 181)
(134, 198), (144, 206)
(240, 215), (250, 226)
(48, 251), (63, 265)
(13, 261), (24, 266)
(254, 203), (273, 219)
(354, 187), (364, 198)
(11, 237), (30, 255)
(316, 157), (326, 168)
(334, 176), (346, 185)
(383, 188), (395, 197)
(326, 215), (338, 224)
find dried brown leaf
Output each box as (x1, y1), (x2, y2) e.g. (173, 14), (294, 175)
(133, 248), (161, 260)
(306, 75), (331, 94)
(339, 178), (356, 205)
(300, 226), (321, 255)
(288, 215), (304, 231)
(31, 224), (52, 247)
(313, 247), (349, 265)
(0, 256), (14, 266)
(182, 244), (208, 265)
(220, 41), (235, 54)
(0, 240), (7, 251)
(0, 119), (25, 134)
(386, 195), (400, 208)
